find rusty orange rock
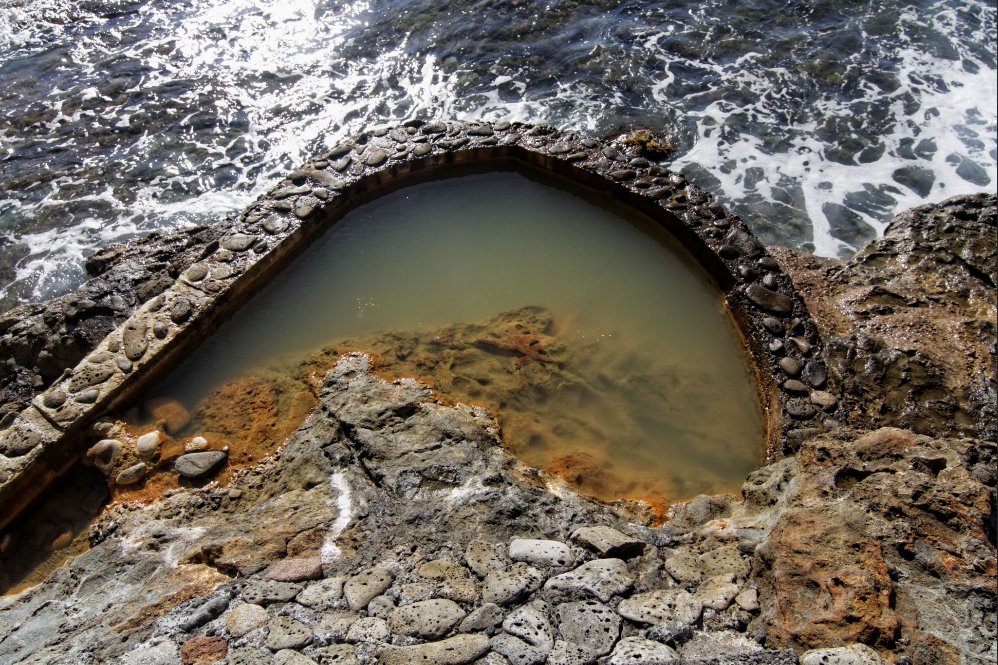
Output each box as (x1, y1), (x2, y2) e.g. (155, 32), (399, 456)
(180, 635), (227, 665)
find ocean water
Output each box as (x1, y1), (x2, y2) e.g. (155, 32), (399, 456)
(0, 0), (995, 311)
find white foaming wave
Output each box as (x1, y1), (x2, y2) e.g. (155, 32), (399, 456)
(651, 0), (996, 256)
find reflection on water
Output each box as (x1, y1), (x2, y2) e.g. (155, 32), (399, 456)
(150, 172), (764, 505)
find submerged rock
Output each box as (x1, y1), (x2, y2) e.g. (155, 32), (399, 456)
(174, 451), (227, 480)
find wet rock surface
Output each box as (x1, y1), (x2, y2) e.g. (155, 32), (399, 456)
(769, 193), (996, 443)
(0, 125), (993, 665)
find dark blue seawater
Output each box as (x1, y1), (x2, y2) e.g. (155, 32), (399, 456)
(0, 0), (995, 311)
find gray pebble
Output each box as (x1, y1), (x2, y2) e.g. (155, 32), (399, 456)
(175, 451), (227, 480)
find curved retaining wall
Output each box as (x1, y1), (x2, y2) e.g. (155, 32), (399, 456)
(0, 121), (839, 529)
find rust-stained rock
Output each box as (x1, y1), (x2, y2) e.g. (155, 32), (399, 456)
(770, 193), (996, 442)
(180, 635), (228, 665)
(755, 428), (996, 660)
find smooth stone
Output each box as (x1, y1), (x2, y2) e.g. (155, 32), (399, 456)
(718, 244), (741, 259)
(185, 264), (208, 282)
(482, 563), (544, 606)
(326, 144), (351, 158)
(226, 602), (269, 637)
(758, 256), (780, 271)
(344, 568), (393, 610)
(307, 168), (345, 189)
(388, 598), (466, 639)
(273, 184), (311, 198)
(412, 143), (432, 156)
(152, 320), (168, 339)
(503, 604), (553, 650)
(296, 577), (345, 608)
(346, 616), (390, 643)
(811, 390), (839, 409)
(608, 637), (679, 664)
(116, 357), (133, 373)
(783, 379), (809, 394)
(175, 451), (227, 480)
(265, 616), (313, 651)
(616, 589), (703, 626)
(803, 359), (828, 388)
(122, 317), (149, 361)
(262, 215), (289, 235)
(544, 558), (633, 602)
(184, 436), (209, 452)
(468, 124), (494, 136)
(799, 643), (886, 665)
(422, 122), (447, 135)
(746, 283), (793, 314)
(294, 195), (320, 219)
(610, 169), (636, 181)
(491, 633), (549, 665)
(241, 580), (301, 605)
(778, 357), (802, 377)
(221, 234), (256, 252)
(378, 634), (490, 665)
(115, 462), (147, 486)
(42, 391), (66, 409)
(509, 538), (573, 567)
(365, 149), (388, 166)
(556, 600), (620, 656)
(571, 526), (646, 559)
(73, 388), (99, 403)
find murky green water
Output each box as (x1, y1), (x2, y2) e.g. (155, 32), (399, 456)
(152, 171), (764, 505)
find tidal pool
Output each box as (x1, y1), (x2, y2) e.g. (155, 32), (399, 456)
(147, 171), (764, 506)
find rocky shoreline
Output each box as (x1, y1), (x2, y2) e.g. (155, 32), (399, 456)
(0, 123), (994, 665)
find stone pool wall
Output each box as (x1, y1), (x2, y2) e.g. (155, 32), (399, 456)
(0, 122), (993, 664)
(0, 121), (838, 531)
